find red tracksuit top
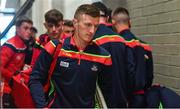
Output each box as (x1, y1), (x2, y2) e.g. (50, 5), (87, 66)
(0, 35), (26, 94)
(22, 34), (51, 79)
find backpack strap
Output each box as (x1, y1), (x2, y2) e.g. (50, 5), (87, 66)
(44, 41), (62, 92)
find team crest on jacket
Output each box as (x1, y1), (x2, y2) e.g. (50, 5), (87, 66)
(60, 61), (69, 68)
(91, 65), (98, 72)
(144, 54), (149, 59)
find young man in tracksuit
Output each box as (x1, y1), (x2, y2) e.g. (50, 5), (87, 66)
(0, 16), (33, 107)
(22, 9), (64, 82)
(92, 2), (136, 108)
(24, 27), (37, 68)
(92, 2), (113, 28)
(111, 7), (153, 107)
(61, 19), (75, 40)
(29, 4), (112, 108)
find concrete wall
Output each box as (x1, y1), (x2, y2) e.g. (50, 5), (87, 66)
(102, 0), (127, 10)
(105, 0), (180, 94)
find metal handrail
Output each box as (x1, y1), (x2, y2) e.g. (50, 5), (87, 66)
(0, 0), (34, 40)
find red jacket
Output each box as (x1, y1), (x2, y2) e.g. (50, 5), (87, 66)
(21, 34), (51, 80)
(31, 34), (51, 67)
(0, 35), (26, 94)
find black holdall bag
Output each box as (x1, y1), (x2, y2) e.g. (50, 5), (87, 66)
(145, 84), (180, 108)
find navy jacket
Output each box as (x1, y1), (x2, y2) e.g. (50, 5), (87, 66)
(29, 37), (112, 108)
(93, 24), (136, 107)
(119, 29), (153, 91)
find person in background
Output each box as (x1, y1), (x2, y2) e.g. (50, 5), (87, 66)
(24, 27), (37, 69)
(112, 7), (153, 107)
(31, 27), (38, 38)
(92, 2), (136, 108)
(92, 2), (113, 29)
(61, 19), (74, 40)
(21, 9), (64, 81)
(31, 9), (63, 68)
(92, 2), (109, 25)
(0, 16), (33, 108)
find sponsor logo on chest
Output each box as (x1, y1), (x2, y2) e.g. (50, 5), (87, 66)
(60, 61), (69, 68)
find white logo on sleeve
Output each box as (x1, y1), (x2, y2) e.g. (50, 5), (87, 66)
(60, 61), (69, 68)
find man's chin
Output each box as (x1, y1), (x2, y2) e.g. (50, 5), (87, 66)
(50, 33), (60, 39)
(24, 37), (30, 40)
(23, 38), (30, 42)
(85, 39), (93, 43)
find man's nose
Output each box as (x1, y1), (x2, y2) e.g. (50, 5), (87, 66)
(52, 26), (56, 31)
(89, 26), (95, 34)
(27, 28), (32, 34)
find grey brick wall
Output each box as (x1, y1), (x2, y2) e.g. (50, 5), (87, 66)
(128, 0), (180, 94)
(105, 0), (180, 94)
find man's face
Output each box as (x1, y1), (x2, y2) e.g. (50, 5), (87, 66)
(31, 31), (37, 38)
(16, 22), (32, 40)
(44, 21), (63, 39)
(74, 14), (99, 43)
(62, 25), (74, 37)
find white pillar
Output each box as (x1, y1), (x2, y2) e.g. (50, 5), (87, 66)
(32, 0), (52, 36)
(63, 0), (93, 19)
(31, 0), (103, 36)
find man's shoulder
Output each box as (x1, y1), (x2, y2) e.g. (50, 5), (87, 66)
(93, 25), (126, 45)
(51, 39), (61, 46)
(3, 36), (26, 52)
(38, 34), (49, 39)
(34, 34), (51, 48)
(43, 39), (61, 55)
(86, 44), (112, 65)
(96, 45), (112, 65)
(36, 34), (50, 44)
(92, 43), (111, 57)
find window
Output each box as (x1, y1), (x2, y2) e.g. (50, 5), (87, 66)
(0, 14), (15, 44)
(0, 0), (19, 45)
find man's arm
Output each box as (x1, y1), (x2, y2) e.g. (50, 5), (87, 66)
(125, 46), (136, 94)
(29, 49), (53, 107)
(0, 46), (15, 82)
(145, 50), (154, 89)
(98, 56), (112, 107)
(126, 45), (147, 107)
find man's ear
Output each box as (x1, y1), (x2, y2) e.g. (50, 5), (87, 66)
(106, 16), (109, 22)
(16, 26), (19, 33)
(44, 22), (48, 29)
(112, 19), (115, 25)
(128, 20), (131, 28)
(73, 18), (78, 27)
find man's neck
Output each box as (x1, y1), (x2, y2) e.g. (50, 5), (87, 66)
(16, 34), (26, 42)
(117, 24), (129, 33)
(47, 33), (60, 40)
(73, 34), (88, 51)
(99, 19), (107, 25)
